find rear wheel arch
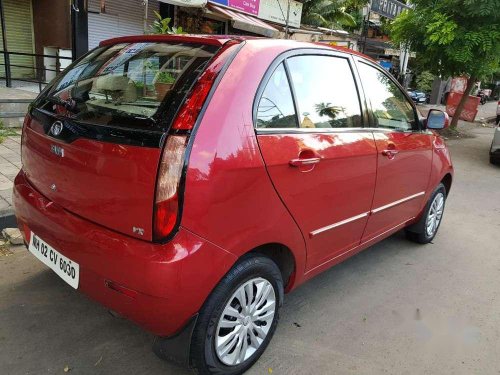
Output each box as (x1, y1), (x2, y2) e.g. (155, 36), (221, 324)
(441, 173), (452, 196)
(245, 243), (297, 291)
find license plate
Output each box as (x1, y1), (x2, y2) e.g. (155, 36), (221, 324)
(28, 232), (79, 289)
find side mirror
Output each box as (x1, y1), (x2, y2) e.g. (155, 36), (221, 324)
(426, 109), (449, 130)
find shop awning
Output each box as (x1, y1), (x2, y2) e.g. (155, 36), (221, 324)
(208, 4), (280, 38)
(158, 0), (207, 8)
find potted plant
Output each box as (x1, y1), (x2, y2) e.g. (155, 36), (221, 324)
(154, 71), (176, 100)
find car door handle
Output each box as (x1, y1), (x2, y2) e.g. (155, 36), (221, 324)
(289, 157), (321, 167)
(382, 149), (399, 159)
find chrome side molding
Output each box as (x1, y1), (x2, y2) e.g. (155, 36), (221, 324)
(310, 191), (426, 237)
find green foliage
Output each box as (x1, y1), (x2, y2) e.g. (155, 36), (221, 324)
(155, 71), (176, 84)
(415, 71), (435, 92)
(150, 11), (185, 35)
(390, 0), (500, 80)
(302, 0), (368, 29)
(0, 121), (18, 144)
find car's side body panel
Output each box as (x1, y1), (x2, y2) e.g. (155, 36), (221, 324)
(257, 132), (378, 271)
(361, 130), (433, 242)
(181, 41), (308, 288)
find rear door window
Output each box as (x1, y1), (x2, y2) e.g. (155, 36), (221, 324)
(37, 42), (219, 131)
(256, 63), (298, 129)
(286, 55), (362, 128)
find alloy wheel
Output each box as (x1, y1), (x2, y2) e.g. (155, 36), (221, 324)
(215, 277), (276, 366)
(426, 192), (445, 237)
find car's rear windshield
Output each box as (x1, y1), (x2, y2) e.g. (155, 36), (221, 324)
(36, 42), (219, 131)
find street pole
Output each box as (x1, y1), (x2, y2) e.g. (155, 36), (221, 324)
(71, 0), (88, 60)
(284, 0), (291, 39)
(143, 0), (149, 34)
(362, 4), (371, 54)
(399, 43), (410, 87)
(0, 0), (11, 87)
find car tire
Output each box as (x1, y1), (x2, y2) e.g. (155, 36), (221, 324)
(405, 183), (447, 244)
(190, 255), (284, 375)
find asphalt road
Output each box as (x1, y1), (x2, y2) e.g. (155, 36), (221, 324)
(1, 125), (499, 375)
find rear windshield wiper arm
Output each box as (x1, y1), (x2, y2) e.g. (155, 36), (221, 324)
(45, 96), (80, 114)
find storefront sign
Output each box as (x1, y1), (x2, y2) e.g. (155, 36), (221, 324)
(258, 0), (302, 28)
(210, 0), (259, 15)
(158, 0), (207, 8)
(209, 0), (302, 27)
(384, 48), (416, 58)
(371, 0), (410, 19)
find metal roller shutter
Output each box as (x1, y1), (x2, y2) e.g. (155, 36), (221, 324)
(88, 0), (160, 50)
(0, 0), (35, 79)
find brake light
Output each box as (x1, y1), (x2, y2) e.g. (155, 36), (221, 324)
(154, 41), (241, 240)
(172, 41), (239, 131)
(153, 135), (187, 241)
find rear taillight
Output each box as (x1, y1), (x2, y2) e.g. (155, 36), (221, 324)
(153, 41), (241, 241)
(172, 40), (240, 131)
(153, 135), (187, 240)
(172, 69), (217, 131)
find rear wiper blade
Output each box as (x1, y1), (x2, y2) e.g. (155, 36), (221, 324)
(45, 96), (80, 114)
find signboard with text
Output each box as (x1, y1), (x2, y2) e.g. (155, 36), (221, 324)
(446, 92), (480, 122)
(209, 0), (302, 27)
(370, 0), (410, 19)
(258, 0), (302, 28)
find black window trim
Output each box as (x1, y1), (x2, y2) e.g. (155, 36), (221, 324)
(253, 48), (369, 134)
(254, 62), (300, 130)
(352, 57), (423, 133)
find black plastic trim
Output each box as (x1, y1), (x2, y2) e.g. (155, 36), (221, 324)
(152, 314), (198, 368)
(31, 108), (164, 148)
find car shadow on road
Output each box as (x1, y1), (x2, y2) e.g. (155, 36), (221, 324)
(0, 259), (191, 375)
(1, 231), (424, 375)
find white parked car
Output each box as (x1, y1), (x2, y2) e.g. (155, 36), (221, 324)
(490, 101), (500, 165)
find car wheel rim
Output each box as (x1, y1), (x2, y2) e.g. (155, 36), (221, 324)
(426, 192), (444, 237)
(215, 277), (276, 366)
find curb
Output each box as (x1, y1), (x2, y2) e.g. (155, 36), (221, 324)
(0, 210), (17, 231)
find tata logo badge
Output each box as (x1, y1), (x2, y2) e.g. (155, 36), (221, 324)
(50, 144), (64, 157)
(50, 121), (64, 136)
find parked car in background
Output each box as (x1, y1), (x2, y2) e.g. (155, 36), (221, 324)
(491, 101), (500, 165)
(408, 89), (429, 104)
(14, 35), (454, 375)
(497, 100), (500, 124)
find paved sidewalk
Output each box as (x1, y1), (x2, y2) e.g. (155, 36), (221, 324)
(0, 136), (22, 214)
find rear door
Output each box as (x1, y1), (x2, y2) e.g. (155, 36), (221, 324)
(22, 41), (219, 241)
(354, 60), (433, 242)
(255, 51), (378, 272)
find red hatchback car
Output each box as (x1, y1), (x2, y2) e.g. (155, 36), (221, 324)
(14, 35), (453, 374)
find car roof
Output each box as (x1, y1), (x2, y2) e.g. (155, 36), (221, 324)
(99, 34), (374, 62)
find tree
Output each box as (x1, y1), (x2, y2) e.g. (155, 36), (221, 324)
(150, 11), (185, 34)
(390, 0), (500, 128)
(301, 0), (360, 29)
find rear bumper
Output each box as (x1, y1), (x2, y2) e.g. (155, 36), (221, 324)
(13, 171), (236, 336)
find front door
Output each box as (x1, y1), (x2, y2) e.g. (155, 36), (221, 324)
(255, 53), (377, 271)
(355, 60), (433, 241)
